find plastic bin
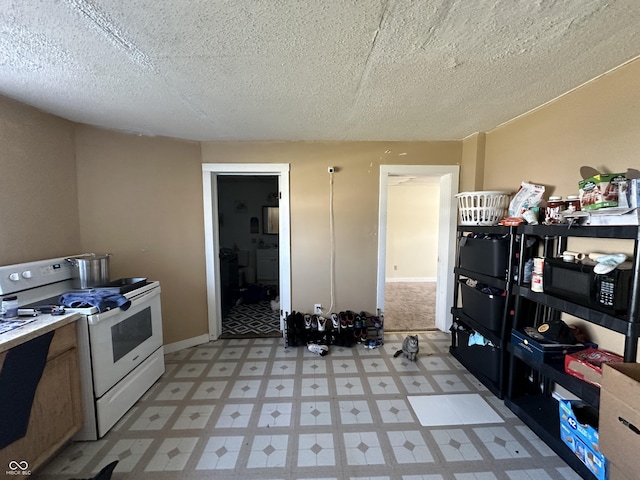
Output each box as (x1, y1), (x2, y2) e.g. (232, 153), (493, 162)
(458, 235), (509, 278)
(454, 329), (500, 382)
(460, 281), (505, 333)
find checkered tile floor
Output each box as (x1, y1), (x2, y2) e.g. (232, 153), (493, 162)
(37, 332), (580, 480)
(222, 300), (280, 337)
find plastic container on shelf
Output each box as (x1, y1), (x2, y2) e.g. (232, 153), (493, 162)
(459, 281), (506, 333)
(456, 191), (510, 226)
(458, 235), (509, 278)
(454, 328), (500, 382)
(1, 295), (19, 319)
(565, 195), (581, 213)
(545, 196), (564, 224)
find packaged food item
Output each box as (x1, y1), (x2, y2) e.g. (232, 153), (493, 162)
(565, 348), (623, 387)
(508, 182), (545, 218)
(579, 173), (626, 210)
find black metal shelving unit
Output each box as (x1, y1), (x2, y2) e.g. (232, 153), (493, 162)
(504, 224), (640, 480)
(450, 225), (517, 398)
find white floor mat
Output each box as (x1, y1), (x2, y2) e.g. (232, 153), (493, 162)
(408, 393), (503, 427)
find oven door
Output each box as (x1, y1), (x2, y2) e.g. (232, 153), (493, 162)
(87, 286), (163, 398)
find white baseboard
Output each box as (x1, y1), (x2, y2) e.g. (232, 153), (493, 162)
(385, 277), (436, 283)
(163, 333), (211, 354)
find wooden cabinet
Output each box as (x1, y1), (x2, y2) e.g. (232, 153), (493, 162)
(0, 321), (82, 473)
(256, 249), (279, 284)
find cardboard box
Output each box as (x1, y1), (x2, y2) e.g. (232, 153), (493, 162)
(511, 330), (586, 364)
(599, 363), (640, 479)
(559, 400), (607, 480)
(564, 348), (624, 387)
(608, 462), (634, 480)
(579, 173), (626, 211)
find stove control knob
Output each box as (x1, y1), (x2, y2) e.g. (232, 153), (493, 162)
(22, 270), (32, 279)
(9, 272), (19, 282)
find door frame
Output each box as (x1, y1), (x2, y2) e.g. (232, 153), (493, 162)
(376, 165), (459, 332)
(202, 163), (291, 340)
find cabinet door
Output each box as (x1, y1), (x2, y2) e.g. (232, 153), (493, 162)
(257, 250), (279, 283)
(0, 324), (82, 473)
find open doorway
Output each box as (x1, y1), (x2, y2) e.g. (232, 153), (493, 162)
(202, 164), (291, 341)
(383, 176), (440, 331)
(217, 175), (280, 337)
(376, 165), (459, 333)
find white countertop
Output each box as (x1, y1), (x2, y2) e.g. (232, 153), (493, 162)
(0, 312), (81, 354)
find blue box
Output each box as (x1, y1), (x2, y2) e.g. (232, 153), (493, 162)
(559, 400), (607, 480)
(510, 330), (586, 364)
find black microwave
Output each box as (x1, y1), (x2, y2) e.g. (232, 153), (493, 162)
(543, 257), (633, 315)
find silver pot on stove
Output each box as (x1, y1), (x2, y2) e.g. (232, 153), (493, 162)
(66, 253), (111, 289)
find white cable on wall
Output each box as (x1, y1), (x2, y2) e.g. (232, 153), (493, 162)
(327, 170), (336, 314)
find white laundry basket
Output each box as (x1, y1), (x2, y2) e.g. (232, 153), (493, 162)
(455, 191), (510, 226)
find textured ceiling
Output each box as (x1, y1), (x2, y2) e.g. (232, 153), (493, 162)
(1, 0), (639, 141)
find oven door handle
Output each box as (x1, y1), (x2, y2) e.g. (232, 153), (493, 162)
(86, 287), (161, 325)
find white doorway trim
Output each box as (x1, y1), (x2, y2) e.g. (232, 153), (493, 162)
(202, 163), (291, 340)
(377, 165), (459, 332)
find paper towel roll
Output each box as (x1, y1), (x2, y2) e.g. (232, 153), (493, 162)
(588, 252), (607, 261)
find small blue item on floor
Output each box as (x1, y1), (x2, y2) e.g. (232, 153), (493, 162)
(468, 331), (490, 346)
(59, 289), (131, 312)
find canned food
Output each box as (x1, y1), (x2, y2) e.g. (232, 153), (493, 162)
(533, 257), (544, 274)
(531, 273), (544, 293)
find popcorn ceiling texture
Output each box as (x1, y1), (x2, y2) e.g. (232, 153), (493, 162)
(1, 0), (639, 141)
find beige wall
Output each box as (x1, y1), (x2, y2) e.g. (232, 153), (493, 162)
(0, 97), (80, 265)
(2, 56), (638, 349)
(0, 99), (459, 345)
(385, 184), (439, 280)
(74, 126), (205, 344)
(483, 58), (640, 354)
(484, 59), (640, 195)
(460, 132), (486, 192)
(201, 142), (460, 319)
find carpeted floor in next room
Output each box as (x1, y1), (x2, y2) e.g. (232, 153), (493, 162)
(384, 282), (437, 331)
(37, 332), (579, 480)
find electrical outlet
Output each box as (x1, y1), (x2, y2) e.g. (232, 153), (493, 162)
(314, 304), (322, 314)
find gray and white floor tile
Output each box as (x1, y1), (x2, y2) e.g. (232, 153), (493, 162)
(38, 332), (581, 480)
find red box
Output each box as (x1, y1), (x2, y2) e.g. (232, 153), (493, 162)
(564, 348), (624, 387)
